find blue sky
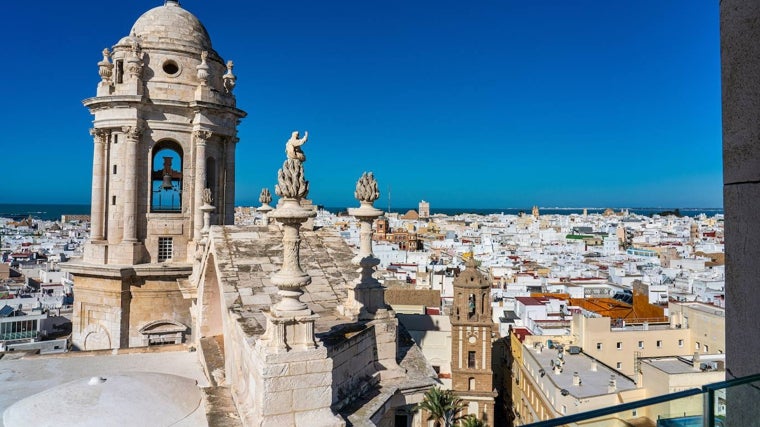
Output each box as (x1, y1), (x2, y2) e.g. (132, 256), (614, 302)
(0, 1), (721, 209)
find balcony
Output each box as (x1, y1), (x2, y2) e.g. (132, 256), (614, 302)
(524, 373), (760, 427)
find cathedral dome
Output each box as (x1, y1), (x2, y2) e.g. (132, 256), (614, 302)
(130, 1), (212, 52)
(3, 373), (204, 427)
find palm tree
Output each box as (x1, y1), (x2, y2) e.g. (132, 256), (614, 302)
(458, 414), (488, 427)
(415, 386), (466, 427)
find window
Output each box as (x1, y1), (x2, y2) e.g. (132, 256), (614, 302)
(112, 196), (116, 205)
(638, 341), (644, 349)
(616, 362), (622, 369)
(468, 351), (476, 369)
(704, 345), (709, 352)
(162, 60), (180, 76)
(656, 340), (663, 348)
(158, 237), (173, 262)
(113, 165), (117, 174)
(616, 342), (622, 350)
(115, 60), (123, 84)
(596, 343), (602, 350)
(468, 377), (475, 390)
(432, 365), (440, 374)
(696, 342), (701, 350)
(678, 339), (684, 347)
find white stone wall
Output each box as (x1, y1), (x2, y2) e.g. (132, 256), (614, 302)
(329, 326), (381, 410)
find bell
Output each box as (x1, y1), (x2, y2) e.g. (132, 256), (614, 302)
(161, 173), (174, 190)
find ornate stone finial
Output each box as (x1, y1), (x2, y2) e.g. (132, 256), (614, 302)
(275, 132), (309, 199)
(339, 172), (386, 321)
(202, 187), (213, 205)
(197, 51), (209, 86)
(223, 60), (236, 93)
(259, 188), (272, 205)
(355, 172), (380, 204)
(130, 38), (140, 56)
(285, 131), (307, 162)
(275, 159), (309, 199)
(97, 48), (113, 83)
(126, 39), (143, 80)
(266, 132), (317, 324)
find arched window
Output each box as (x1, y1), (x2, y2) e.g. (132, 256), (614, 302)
(151, 141), (183, 212)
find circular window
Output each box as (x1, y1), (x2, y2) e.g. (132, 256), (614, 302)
(162, 60), (180, 76)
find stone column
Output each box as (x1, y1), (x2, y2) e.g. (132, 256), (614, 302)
(89, 128), (108, 241)
(339, 172), (386, 320)
(193, 130), (212, 242)
(261, 131), (317, 352)
(257, 188), (273, 225)
(251, 132), (344, 427)
(722, 2), (760, 425)
(121, 126), (141, 242)
(340, 173), (404, 380)
(224, 136), (238, 225)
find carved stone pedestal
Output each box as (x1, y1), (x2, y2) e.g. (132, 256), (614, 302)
(250, 341), (345, 427)
(260, 311), (318, 353)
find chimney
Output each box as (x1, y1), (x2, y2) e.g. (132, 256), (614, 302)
(608, 375), (617, 393)
(590, 359), (598, 372)
(572, 372), (581, 386)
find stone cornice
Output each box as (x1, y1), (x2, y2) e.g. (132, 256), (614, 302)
(64, 261), (193, 279)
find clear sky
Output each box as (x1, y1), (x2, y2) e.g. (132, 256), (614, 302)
(0, 0), (721, 209)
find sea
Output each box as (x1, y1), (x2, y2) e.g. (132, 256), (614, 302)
(0, 203), (723, 222)
(328, 207), (724, 218)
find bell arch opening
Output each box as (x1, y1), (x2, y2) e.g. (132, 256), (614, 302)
(151, 140), (183, 212)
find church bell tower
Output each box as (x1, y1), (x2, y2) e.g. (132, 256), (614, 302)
(450, 259), (497, 423)
(67, 0), (246, 350)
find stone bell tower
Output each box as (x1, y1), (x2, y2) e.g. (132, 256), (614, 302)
(450, 259), (497, 423)
(67, 0), (246, 350)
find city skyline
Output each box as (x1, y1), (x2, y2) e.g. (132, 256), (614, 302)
(0, 1), (721, 208)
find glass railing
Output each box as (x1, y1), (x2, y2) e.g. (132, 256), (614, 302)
(523, 373), (760, 427)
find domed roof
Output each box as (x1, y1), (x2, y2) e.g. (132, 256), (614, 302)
(454, 259), (490, 289)
(130, 1), (212, 52)
(3, 373), (204, 427)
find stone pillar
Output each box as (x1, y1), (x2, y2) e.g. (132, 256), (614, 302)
(89, 128), (108, 241)
(339, 173), (404, 380)
(253, 131), (344, 426)
(193, 130), (212, 242)
(339, 172), (386, 320)
(121, 126), (140, 242)
(721, 1), (760, 425)
(224, 136), (238, 225)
